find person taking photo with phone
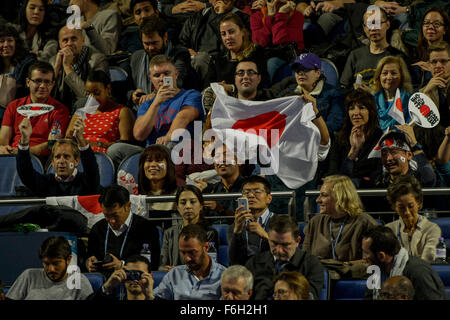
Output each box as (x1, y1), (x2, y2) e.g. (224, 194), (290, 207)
(227, 175), (278, 265)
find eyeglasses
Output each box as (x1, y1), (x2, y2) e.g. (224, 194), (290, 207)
(242, 189), (266, 196)
(273, 289), (289, 298)
(429, 58), (450, 65)
(29, 78), (54, 86)
(423, 21), (445, 28)
(235, 69), (259, 77)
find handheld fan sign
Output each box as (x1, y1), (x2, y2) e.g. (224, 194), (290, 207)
(17, 103), (54, 118)
(408, 93), (440, 128)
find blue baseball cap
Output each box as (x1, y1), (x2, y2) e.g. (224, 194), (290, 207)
(291, 53), (321, 72)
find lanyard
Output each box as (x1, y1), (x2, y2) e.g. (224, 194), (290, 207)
(329, 216), (348, 260)
(104, 214), (133, 259)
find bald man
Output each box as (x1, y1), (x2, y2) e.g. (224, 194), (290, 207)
(50, 26), (109, 113)
(380, 276), (415, 300)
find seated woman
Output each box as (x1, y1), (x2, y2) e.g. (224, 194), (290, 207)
(65, 70), (135, 153)
(385, 174), (442, 263)
(436, 126), (450, 187)
(273, 271), (310, 300)
(250, 0), (304, 83)
(138, 144), (178, 228)
(372, 55), (413, 131)
(203, 12), (270, 90)
(302, 175), (378, 264)
(271, 52), (345, 135)
(159, 184), (219, 271)
(327, 89), (383, 188)
(409, 7), (450, 90)
(0, 23), (36, 116)
(13, 0), (58, 62)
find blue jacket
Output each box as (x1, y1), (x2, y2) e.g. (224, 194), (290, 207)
(270, 78), (346, 133)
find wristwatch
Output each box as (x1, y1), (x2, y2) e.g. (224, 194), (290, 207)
(313, 110), (322, 120)
(411, 142), (422, 152)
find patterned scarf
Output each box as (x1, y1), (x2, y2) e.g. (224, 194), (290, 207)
(71, 46), (90, 80)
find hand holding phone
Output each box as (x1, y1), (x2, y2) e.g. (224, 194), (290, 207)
(237, 197), (248, 210)
(163, 76), (173, 88)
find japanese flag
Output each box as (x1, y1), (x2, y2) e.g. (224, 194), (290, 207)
(210, 83), (321, 189)
(387, 88), (405, 125)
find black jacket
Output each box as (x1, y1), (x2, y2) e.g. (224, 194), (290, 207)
(245, 247), (324, 300)
(17, 146), (101, 197)
(87, 214), (161, 271)
(179, 7), (249, 55)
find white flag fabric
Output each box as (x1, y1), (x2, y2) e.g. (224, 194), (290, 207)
(387, 88), (405, 125)
(210, 83), (321, 189)
(75, 95), (100, 119)
(367, 129), (390, 159)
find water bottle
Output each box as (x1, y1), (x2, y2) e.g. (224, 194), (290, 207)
(140, 243), (152, 264)
(435, 237), (447, 263)
(208, 242), (217, 263)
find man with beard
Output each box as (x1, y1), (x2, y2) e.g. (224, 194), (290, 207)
(129, 15), (193, 108)
(152, 224), (226, 299)
(362, 226), (446, 300)
(245, 214), (324, 300)
(5, 236), (93, 300)
(88, 255), (154, 300)
(340, 6), (406, 93)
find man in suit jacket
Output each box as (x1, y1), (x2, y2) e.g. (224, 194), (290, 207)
(227, 175), (277, 266)
(86, 185), (160, 274)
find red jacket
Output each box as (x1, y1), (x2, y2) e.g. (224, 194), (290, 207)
(250, 9), (304, 52)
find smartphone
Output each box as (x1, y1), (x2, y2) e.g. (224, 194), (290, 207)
(135, 91), (145, 98)
(163, 76), (173, 88)
(237, 197), (248, 210)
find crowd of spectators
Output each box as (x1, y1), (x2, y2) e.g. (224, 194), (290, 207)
(1, 0), (450, 302)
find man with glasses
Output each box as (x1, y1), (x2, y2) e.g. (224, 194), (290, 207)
(340, 5), (407, 93)
(0, 61), (69, 158)
(227, 175), (277, 266)
(245, 214), (324, 300)
(421, 41), (450, 128)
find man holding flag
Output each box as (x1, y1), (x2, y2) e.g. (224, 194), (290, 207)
(209, 59), (330, 206)
(0, 61), (70, 158)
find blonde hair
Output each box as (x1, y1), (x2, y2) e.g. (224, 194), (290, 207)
(273, 272), (310, 300)
(323, 175), (364, 217)
(372, 56), (413, 94)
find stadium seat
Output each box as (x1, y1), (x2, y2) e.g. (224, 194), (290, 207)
(332, 279), (366, 300)
(320, 58), (339, 87)
(319, 269), (329, 300)
(152, 271), (167, 287)
(212, 224), (229, 246)
(46, 152), (115, 187)
(432, 264), (450, 300)
(429, 218), (450, 249)
(109, 66), (128, 82)
(117, 152), (142, 186)
(0, 154), (43, 197)
(218, 245), (229, 267)
(84, 273), (105, 292)
(299, 222), (307, 248)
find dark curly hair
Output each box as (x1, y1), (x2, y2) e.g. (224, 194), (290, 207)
(0, 23), (27, 73)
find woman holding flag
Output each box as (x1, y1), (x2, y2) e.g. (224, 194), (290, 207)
(372, 55), (413, 131)
(65, 70), (135, 153)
